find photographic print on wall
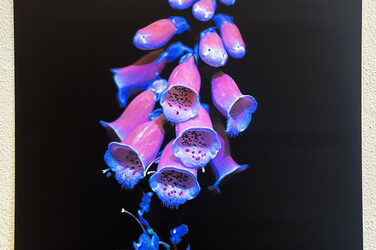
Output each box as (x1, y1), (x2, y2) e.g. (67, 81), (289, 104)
(15, 0), (362, 249)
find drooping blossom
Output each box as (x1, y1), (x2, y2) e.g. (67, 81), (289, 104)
(218, 0), (235, 5)
(211, 72), (257, 136)
(133, 17), (189, 50)
(213, 14), (245, 58)
(192, 0), (216, 22)
(160, 55), (201, 123)
(170, 224), (189, 244)
(100, 78), (167, 141)
(111, 50), (166, 107)
(199, 27), (228, 67)
(208, 122), (248, 192)
(172, 106), (221, 168)
(104, 115), (165, 189)
(149, 141), (201, 207)
(169, 0), (197, 9)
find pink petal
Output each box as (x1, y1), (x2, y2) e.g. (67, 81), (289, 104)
(172, 107), (221, 168)
(149, 141), (201, 208)
(160, 55), (201, 123)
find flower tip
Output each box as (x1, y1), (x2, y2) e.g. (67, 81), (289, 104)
(169, 0), (196, 9)
(99, 120), (121, 141)
(219, 0), (236, 5)
(169, 16), (190, 34)
(133, 32), (149, 50)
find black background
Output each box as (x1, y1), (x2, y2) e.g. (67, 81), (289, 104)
(15, 0), (362, 249)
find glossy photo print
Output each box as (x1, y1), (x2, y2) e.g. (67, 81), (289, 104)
(15, 0), (362, 249)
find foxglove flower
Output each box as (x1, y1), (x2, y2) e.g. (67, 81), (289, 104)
(104, 115), (165, 189)
(219, 0), (235, 5)
(133, 17), (189, 50)
(208, 122), (248, 192)
(100, 79), (167, 141)
(172, 106), (221, 168)
(169, 0), (197, 9)
(111, 50), (166, 107)
(211, 72), (257, 136)
(213, 14), (245, 58)
(199, 27), (228, 67)
(160, 55), (201, 123)
(149, 141), (201, 207)
(192, 0), (217, 22)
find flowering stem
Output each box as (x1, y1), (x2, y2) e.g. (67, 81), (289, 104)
(121, 208), (146, 234)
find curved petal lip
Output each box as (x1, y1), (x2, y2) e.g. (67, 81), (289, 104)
(208, 164), (248, 191)
(105, 142), (146, 174)
(172, 127), (221, 168)
(160, 85), (201, 123)
(149, 166), (201, 206)
(99, 120), (121, 141)
(226, 95), (257, 135)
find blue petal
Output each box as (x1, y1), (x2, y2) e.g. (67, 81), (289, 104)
(133, 232), (159, 250)
(157, 42), (192, 64)
(170, 224), (189, 244)
(139, 192), (153, 214)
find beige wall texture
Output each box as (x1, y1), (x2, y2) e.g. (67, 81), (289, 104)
(362, 0), (376, 249)
(0, 0), (375, 249)
(0, 0), (14, 249)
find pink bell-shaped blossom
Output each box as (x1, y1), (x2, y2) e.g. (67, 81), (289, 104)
(149, 141), (201, 208)
(169, 0), (197, 9)
(133, 17), (189, 50)
(104, 115), (165, 189)
(111, 50), (166, 107)
(192, 0), (216, 22)
(100, 78), (167, 141)
(199, 28), (228, 67)
(208, 122), (248, 192)
(172, 106), (221, 168)
(160, 55), (201, 123)
(213, 14), (245, 59)
(218, 0), (235, 5)
(211, 72), (257, 136)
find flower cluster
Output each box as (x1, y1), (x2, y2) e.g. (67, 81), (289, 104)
(102, 0), (258, 208)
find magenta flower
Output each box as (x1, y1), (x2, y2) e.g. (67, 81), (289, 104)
(100, 79), (167, 141)
(172, 106), (221, 168)
(160, 55), (201, 123)
(111, 50), (166, 107)
(208, 122), (248, 192)
(213, 14), (245, 59)
(218, 0), (235, 5)
(192, 0), (216, 22)
(169, 0), (197, 9)
(133, 17), (189, 50)
(149, 141), (201, 207)
(199, 27), (228, 67)
(211, 72), (257, 136)
(104, 115), (165, 189)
